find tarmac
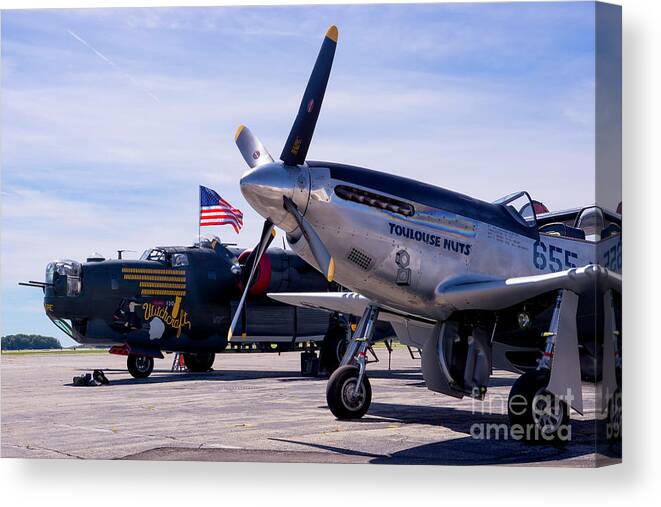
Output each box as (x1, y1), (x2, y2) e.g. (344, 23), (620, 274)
(1, 348), (620, 466)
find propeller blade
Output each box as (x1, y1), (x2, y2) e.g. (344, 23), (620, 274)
(283, 197), (334, 282)
(280, 25), (338, 166)
(235, 125), (274, 168)
(227, 220), (275, 340)
(240, 230), (276, 285)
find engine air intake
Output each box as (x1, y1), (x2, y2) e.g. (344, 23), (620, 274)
(334, 185), (414, 217)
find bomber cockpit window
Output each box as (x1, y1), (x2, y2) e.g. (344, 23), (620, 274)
(140, 248), (167, 263)
(46, 260), (82, 297)
(172, 253), (189, 267)
(494, 191), (537, 227)
(334, 185), (414, 216)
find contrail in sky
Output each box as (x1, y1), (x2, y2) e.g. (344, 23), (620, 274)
(67, 29), (161, 103)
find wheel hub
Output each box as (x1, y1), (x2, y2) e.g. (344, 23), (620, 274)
(135, 356), (150, 372)
(532, 390), (564, 435)
(340, 378), (365, 411)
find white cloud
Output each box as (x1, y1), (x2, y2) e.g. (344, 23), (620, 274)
(1, 3), (601, 341)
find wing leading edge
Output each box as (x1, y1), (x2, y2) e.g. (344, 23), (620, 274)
(267, 291), (437, 349)
(436, 264), (621, 312)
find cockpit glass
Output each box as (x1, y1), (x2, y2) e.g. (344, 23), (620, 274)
(45, 262), (56, 284)
(494, 191), (537, 227)
(48, 260), (82, 296)
(172, 253), (189, 267)
(140, 248), (167, 263)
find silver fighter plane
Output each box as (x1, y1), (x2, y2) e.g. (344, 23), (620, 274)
(228, 26), (622, 443)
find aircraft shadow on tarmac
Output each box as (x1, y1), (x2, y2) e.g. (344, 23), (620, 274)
(66, 367), (424, 386)
(67, 368), (313, 386)
(271, 401), (619, 466)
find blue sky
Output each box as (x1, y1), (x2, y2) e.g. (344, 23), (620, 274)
(1, 2), (605, 345)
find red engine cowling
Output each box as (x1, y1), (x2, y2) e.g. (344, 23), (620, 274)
(532, 200), (550, 215)
(237, 249), (272, 296)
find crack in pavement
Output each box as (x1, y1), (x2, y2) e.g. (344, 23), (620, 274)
(7, 442), (84, 459)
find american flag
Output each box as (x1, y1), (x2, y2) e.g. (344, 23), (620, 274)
(199, 186), (243, 233)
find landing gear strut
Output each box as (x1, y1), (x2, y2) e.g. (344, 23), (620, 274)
(127, 354), (154, 379)
(507, 291), (572, 443)
(326, 305), (379, 419)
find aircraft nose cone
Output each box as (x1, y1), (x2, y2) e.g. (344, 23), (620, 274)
(240, 163), (308, 229)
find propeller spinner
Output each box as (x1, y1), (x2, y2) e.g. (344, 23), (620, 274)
(228, 25), (339, 341)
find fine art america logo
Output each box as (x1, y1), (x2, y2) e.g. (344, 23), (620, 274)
(469, 387), (574, 442)
(388, 222), (472, 256)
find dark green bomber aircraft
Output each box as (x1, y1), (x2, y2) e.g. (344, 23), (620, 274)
(20, 237), (351, 379)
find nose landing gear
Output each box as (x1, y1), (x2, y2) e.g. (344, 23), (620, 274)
(127, 354), (154, 379)
(326, 305), (379, 419)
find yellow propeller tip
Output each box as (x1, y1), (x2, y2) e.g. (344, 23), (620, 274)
(271, 229), (276, 238)
(227, 329), (233, 341)
(234, 125), (246, 142)
(327, 257), (335, 282)
(326, 25), (338, 43)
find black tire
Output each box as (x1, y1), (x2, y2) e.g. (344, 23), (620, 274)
(127, 354), (154, 379)
(326, 365), (371, 419)
(508, 370), (571, 444)
(320, 330), (347, 373)
(183, 352), (215, 372)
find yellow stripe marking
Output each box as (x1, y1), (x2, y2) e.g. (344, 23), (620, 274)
(138, 281), (187, 289)
(122, 268), (185, 275)
(124, 274), (186, 282)
(140, 289), (187, 297)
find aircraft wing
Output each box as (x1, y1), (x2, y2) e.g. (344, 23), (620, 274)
(436, 264), (621, 312)
(268, 291), (437, 349)
(268, 291), (371, 315)
(268, 291), (434, 325)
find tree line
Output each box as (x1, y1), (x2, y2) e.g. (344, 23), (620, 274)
(1, 334), (62, 350)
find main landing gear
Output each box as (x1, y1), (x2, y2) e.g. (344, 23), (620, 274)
(183, 352), (215, 372)
(507, 290), (573, 443)
(326, 305), (379, 419)
(508, 371), (569, 443)
(127, 354), (154, 379)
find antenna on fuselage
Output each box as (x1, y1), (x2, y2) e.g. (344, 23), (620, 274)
(117, 249), (135, 260)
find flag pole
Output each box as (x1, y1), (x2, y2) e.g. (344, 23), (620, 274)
(198, 185), (201, 246)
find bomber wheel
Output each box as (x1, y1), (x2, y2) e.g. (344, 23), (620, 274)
(326, 365), (371, 420)
(183, 352), (215, 372)
(508, 371), (571, 444)
(127, 354), (154, 379)
(320, 330), (348, 374)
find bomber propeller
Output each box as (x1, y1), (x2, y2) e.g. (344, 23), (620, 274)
(227, 219), (275, 340)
